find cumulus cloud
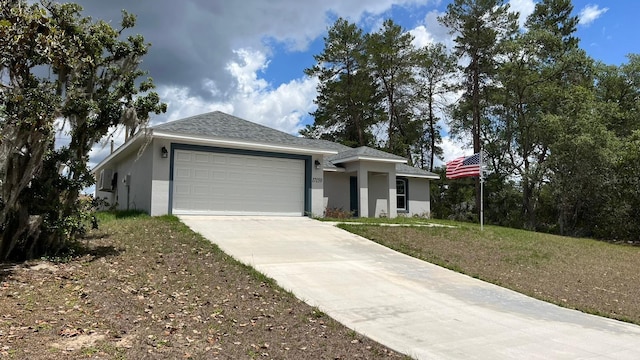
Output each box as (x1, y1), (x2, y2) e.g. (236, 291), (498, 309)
(74, 0), (433, 101)
(508, 0), (536, 28)
(411, 10), (453, 49)
(72, 0), (476, 171)
(440, 136), (471, 163)
(578, 4), (608, 26)
(158, 48), (319, 134)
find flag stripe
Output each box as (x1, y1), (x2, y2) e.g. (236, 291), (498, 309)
(446, 153), (481, 179)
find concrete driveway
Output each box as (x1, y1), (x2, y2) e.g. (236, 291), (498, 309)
(179, 216), (640, 359)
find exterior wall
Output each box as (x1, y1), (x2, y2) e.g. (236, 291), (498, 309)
(323, 172), (350, 214)
(321, 161), (433, 219)
(95, 174), (115, 207)
(310, 155), (325, 217)
(340, 160), (397, 218)
(406, 178), (431, 217)
(94, 137), (433, 218)
(95, 142), (154, 213)
(150, 139), (172, 216)
(368, 173), (390, 217)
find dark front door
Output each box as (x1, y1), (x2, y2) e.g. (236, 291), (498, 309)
(349, 176), (358, 217)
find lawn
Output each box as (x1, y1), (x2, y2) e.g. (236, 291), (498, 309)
(339, 219), (640, 325)
(0, 213), (406, 359)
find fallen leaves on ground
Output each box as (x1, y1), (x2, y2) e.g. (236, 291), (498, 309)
(0, 215), (406, 359)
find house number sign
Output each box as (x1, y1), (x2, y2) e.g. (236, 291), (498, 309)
(312, 177), (323, 184)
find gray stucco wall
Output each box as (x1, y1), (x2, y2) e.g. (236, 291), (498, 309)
(323, 172), (350, 214)
(310, 155), (325, 217)
(150, 139), (172, 216)
(95, 141), (154, 213)
(368, 173), (390, 217)
(407, 178), (431, 217)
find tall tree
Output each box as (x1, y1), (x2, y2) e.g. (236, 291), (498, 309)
(302, 18), (380, 147)
(0, 0), (166, 260)
(592, 55), (640, 240)
(544, 85), (616, 236)
(365, 19), (420, 159)
(490, 0), (581, 228)
(595, 55), (640, 138)
(413, 43), (456, 171)
(439, 0), (518, 216)
(439, 0), (518, 154)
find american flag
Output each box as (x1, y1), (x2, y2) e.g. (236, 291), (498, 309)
(446, 153), (481, 179)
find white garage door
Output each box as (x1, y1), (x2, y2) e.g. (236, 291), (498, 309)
(172, 149), (305, 215)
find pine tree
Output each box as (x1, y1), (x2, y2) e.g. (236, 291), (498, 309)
(439, 0), (518, 217)
(365, 19), (420, 159)
(302, 18), (381, 147)
(413, 43), (456, 171)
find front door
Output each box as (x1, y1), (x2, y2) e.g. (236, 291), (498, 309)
(349, 176), (358, 217)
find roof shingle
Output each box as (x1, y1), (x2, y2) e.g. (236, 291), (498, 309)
(152, 111), (439, 179)
(152, 111), (337, 152)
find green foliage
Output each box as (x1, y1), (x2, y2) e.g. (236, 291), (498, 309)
(429, 167), (476, 222)
(427, 1), (639, 242)
(304, 17), (451, 165)
(439, 0), (518, 153)
(412, 43), (456, 171)
(486, 0), (583, 229)
(365, 19), (421, 159)
(302, 18), (381, 147)
(0, 0), (166, 260)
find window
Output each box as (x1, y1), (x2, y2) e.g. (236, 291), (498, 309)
(396, 178), (407, 211)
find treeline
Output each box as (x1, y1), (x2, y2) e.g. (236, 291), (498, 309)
(302, 0), (640, 242)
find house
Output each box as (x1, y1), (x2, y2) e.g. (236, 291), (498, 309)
(93, 111), (439, 218)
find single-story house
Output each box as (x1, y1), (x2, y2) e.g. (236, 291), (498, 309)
(92, 111), (439, 218)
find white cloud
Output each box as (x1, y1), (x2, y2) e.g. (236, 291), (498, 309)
(413, 10), (454, 49)
(76, 0), (438, 100)
(439, 136), (471, 164)
(155, 86), (233, 124)
(196, 48), (319, 134)
(509, 0), (535, 28)
(578, 4), (608, 26)
(410, 25), (436, 47)
(88, 47), (318, 171)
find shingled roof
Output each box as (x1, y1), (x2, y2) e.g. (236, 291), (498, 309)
(329, 146), (407, 164)
(152, 111), (438, 179)
(152, 111), (337, 152)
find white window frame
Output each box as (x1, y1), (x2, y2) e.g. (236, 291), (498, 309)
(396, 178), (408, 212)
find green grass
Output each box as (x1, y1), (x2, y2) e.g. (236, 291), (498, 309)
(322, 215), (457, 226)
(342, 219), (640, 325)
(94, 209), (148, 222)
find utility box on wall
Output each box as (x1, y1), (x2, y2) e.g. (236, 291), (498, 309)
(122, 174), (131, 186)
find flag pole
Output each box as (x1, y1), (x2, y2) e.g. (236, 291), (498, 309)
(480, 147), (484, 231)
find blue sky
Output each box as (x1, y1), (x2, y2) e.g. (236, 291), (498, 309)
(264, 1), (636, 91)
(69, 0), (638, 168)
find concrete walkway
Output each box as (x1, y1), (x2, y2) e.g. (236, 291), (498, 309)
(179, 216), (640, 360)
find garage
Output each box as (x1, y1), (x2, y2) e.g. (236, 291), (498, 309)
(171, 149), (306, 215)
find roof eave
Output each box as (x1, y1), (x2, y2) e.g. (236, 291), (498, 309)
(331, 156), (407, 165)
(91, 130), (148, 174)
(153, 131), (338, 156)
(397, 172), (440, 179)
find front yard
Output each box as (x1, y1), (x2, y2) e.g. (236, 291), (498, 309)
(0, 213), (406, 359)
(338, 219), (640, 325)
